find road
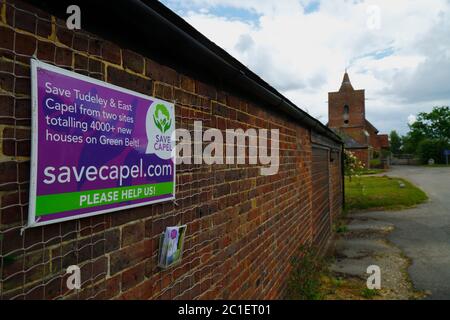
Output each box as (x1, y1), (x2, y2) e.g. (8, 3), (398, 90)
(364, 165), (450, 299)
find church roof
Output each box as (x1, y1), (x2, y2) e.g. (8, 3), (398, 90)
(339, 72), (354, 91)
(365, 119), (379, 134)
(330, 128), (368, 149)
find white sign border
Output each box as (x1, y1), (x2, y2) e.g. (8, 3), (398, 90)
(28, 58), (176, 228)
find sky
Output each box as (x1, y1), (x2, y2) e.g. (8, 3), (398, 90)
(159, 0), (450, 135)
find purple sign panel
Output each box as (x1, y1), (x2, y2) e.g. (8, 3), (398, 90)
(29, 59), (175, 227)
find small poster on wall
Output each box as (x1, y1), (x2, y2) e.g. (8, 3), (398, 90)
(158, 225), (187, 269)
(28, 59), (176, 227)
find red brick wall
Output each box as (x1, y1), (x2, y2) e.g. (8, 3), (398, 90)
(329, 151), (342, 221)
(368, 126), (380, 151)
(0, 0), (342, 300)
(328, 89), (365, 129)
(311, 147), (331, 251)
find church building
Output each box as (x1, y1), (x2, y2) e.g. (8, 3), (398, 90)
(328, 72), (389, 168)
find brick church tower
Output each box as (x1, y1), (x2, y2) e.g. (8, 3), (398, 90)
(328, 72), (389, 168)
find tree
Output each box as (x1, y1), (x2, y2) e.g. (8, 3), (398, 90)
(389, 130), (402, 155)
(417, 139), (450, 164)
(405, 106), (450, 163)
(401, 106), (450, 156)
(409, 106), (450, 142)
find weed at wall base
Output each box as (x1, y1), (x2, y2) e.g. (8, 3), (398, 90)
(285, 245), (327, 300)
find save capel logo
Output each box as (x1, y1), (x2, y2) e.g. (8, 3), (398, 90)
(153, 103), (172, 133)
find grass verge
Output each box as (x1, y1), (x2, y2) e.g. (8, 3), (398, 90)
(285, 245), (382, 300)
(359, 168), (386, 175)
(320, 275), (382, 300)
(345, 176), (428, 211)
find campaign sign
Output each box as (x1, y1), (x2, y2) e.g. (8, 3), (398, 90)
(29, 59), (175, 227)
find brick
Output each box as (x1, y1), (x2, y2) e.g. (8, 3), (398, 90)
(6, 0), (51, 25)
(88, 38), (102, 56)
(196, 80), (216, 99)
(25, 286), (45, 300)
(174, 88), (196, 106)
(14, 33), (36, 56)
(14, 8), (36, 34)
(109, 240), (153, 275)
(74, 54), (88, 70)
(107, 66), (152, 95)
(118, 285), (141, 300)
(0, 190), (26, 226)
(17, 160), (30, 183)
(111, 205), (154, 227)
(56, 26), (74, 48)
(102, 42), (121, 64)
(0, 72), (14, 93)
(2, 127), (31, 157)
(73, 34), (89, 52)
(105, 275), (121, 299)
(36, 40), (56, 62)
(23, 253), (51, 284)
(214, 183), (230, 198)
(15, 76), (30, 96)
(121, 262), (145, 291)
(179, 74), (195, 92)
(122, 221), (145, 247)
(104, 228), (120, 253)
(0, 161), (18, 186)
(92, 256), (108, 279)
(15, 98), (31, 121)
(2, 267), (28, 294)
(152, 215), (173, 236)
(123, 49), (144, 73)
(88, 58), (103, 74)
(37, 19), (52, 38)
(153, 82), (173, 100)
(212, 102), (228, 117)
(75, 235), (106, 263)
(0, 26), (14, 50)
(22, 225), (43, 250)
(137, 279), (154, 299)
(0, 95), (14, 120)
(145, 58), (178, 85)
(14, 63), (29, 77)
(77, 257), (107, 286)
(55, 46), (72, 67)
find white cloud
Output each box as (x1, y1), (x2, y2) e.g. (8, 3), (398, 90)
(161, 0), (450, 135)
(408, 114), (417, 125)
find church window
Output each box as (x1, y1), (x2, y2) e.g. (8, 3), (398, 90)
(343, 105), (349, 124)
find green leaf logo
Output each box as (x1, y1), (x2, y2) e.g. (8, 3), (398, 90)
(153, 104), (172, 133)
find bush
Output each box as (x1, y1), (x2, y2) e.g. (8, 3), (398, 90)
(344, 150), (364, 180)
(416, 139), (450, 164)
(285, 245), (326, 300)
(381, 149), (391, 159)
(369, 158), (381, 168)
